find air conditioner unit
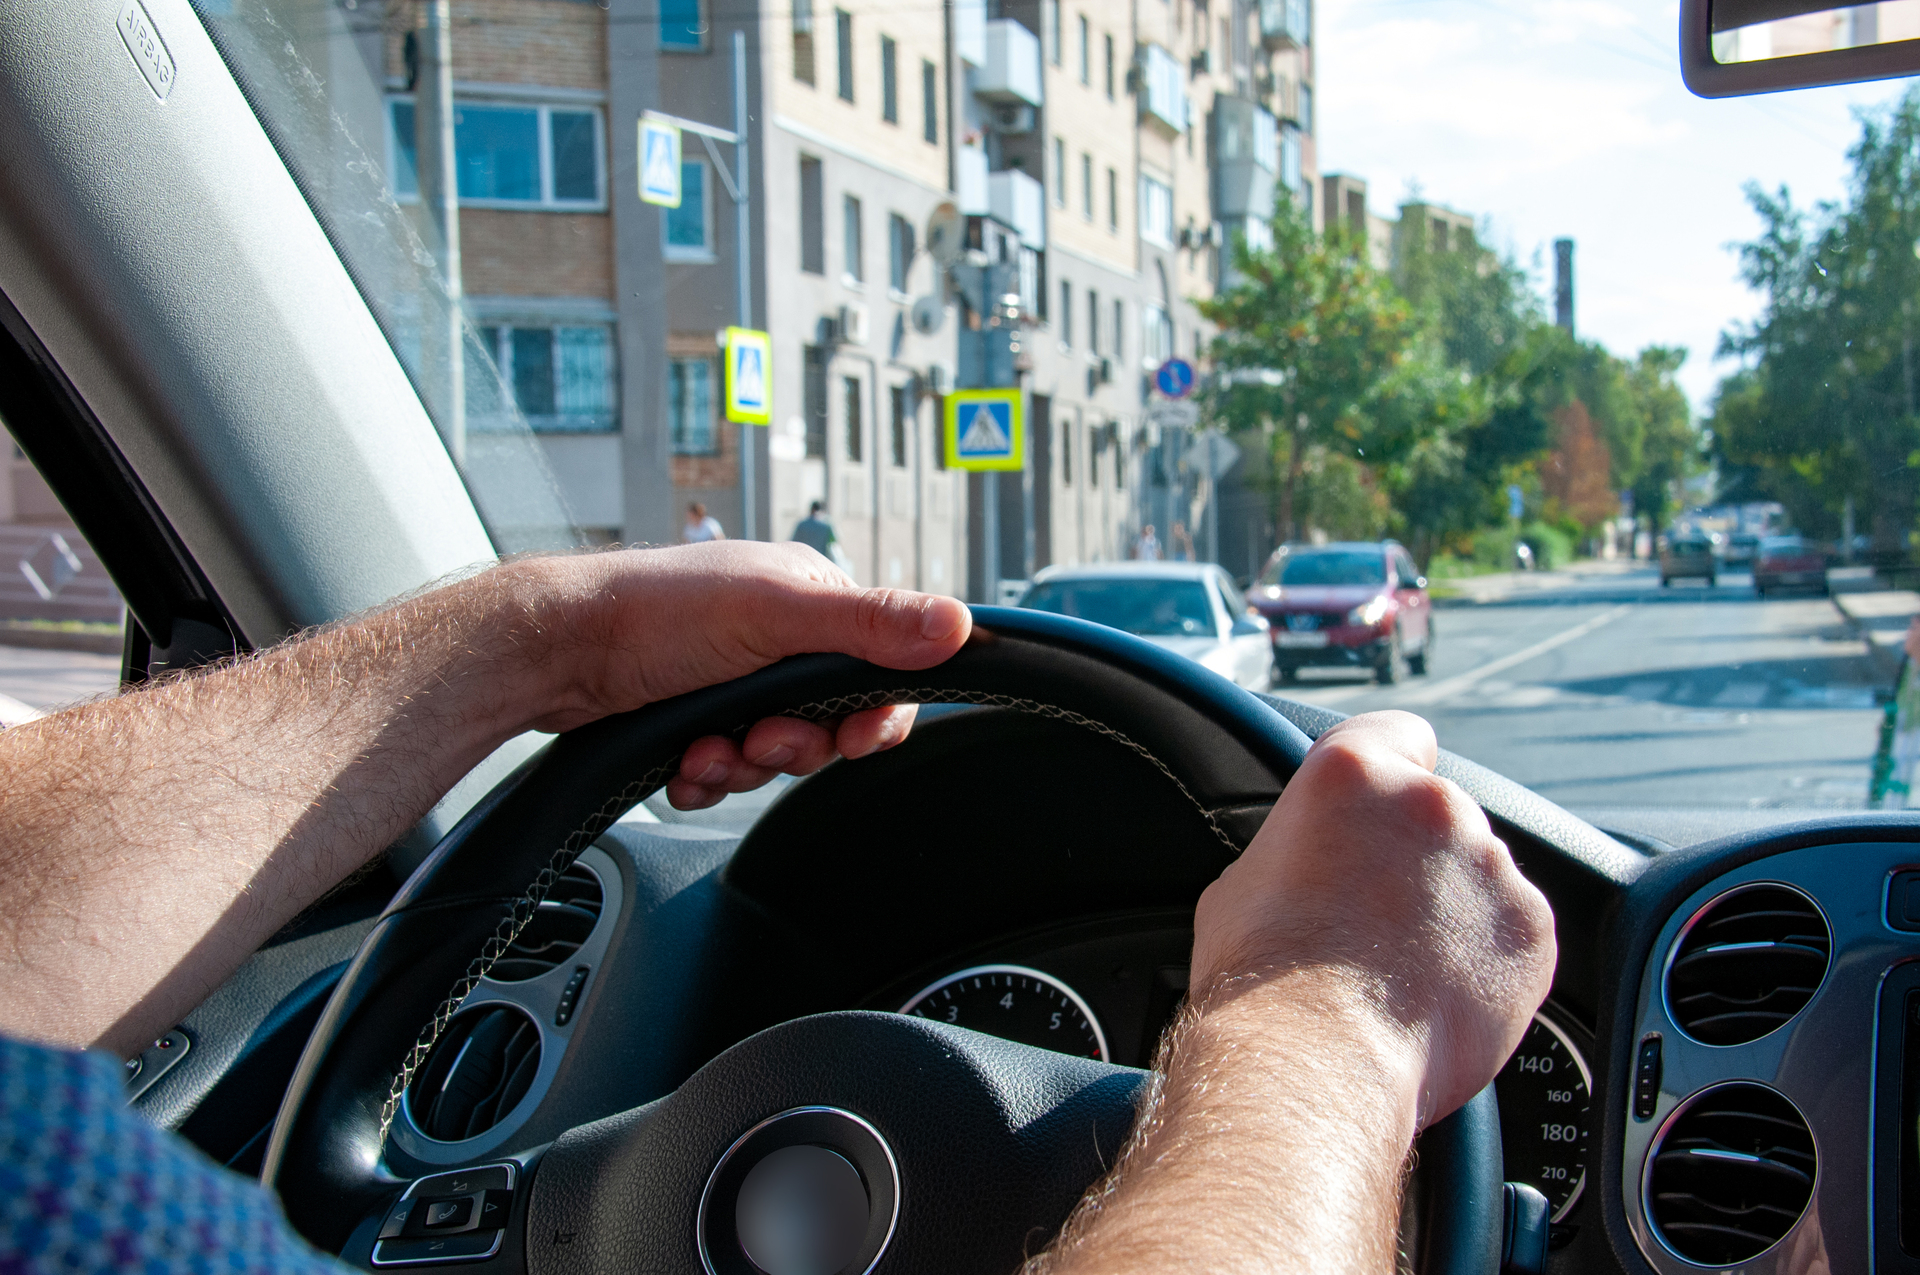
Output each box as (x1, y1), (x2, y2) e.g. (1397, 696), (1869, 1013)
(836, 302), (870, 346)
(989, 102), (1036, 134)
(1190, 49), (1213, 76)
(926, 363), (951, 395)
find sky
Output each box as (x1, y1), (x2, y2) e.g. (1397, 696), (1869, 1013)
(1315, 0), (1914, 413)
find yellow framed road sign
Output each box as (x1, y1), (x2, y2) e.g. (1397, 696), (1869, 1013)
(639, 115), (682, 208)
(723, 327), (772, 425)
(944, 388), (1024, 471)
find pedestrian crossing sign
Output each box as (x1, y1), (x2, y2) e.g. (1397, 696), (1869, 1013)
(944, 389), (1024, 471)
(724, 327), (772, 426)
(638, 116), (682, 208)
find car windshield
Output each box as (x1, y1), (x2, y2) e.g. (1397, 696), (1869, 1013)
(141, 0), (1920, 816)
(1266, 551), (1387, 587)
(1763, 536), (1807, 553)
(1022, 580), (1217, 637)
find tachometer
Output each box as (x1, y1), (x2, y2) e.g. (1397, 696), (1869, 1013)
(1494, 1010), (1592, 1222)
(898, 964), (1109, 1062)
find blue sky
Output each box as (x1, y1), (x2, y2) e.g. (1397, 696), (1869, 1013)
(1316, 0), (1914, 413)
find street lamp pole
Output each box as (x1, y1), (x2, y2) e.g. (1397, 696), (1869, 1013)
(732, 30), (755, 540)
(415, 0), (463, 465)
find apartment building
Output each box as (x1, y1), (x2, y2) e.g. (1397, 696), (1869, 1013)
(344, 0), (1320, 596)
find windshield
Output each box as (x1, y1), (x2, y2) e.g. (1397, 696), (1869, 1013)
(170, 0), (1920, 816)
(1022, 580), (1217, 637)
(1266, 551), (1387, 587)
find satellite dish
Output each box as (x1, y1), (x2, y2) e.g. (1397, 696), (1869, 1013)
(926, 202), (965, 269)
(910, 295), (946, 336)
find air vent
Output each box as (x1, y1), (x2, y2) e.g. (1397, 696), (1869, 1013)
(486, 864), (604, 983)
(1665, 884), (1830, 1046)
(1646, 1082), (1816, 1267)
(408, 1006), (541, 1142)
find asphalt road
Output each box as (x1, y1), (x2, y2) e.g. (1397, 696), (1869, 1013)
(1278, 563), (1884, 811)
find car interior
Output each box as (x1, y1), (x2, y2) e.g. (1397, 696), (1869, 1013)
(4, 2), (1920, 1274)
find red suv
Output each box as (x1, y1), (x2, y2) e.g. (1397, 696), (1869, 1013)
(1251, 542), (1434, 684)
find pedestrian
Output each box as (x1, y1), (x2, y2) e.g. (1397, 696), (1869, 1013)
(791, 501), (837, 558)
(1135, 524), (1162, 561)
(1170, 521), (1194, 562)
(683, 501), (725, 544)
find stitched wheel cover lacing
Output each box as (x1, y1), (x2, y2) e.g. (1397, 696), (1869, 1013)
(377, 691), (1248, 1141)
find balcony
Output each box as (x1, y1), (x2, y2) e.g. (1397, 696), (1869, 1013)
(1138, 43), (1186, 135)
(974, 19), (1042, 106)
(1260, 0), (1311, 50)
(957, 145), (990, 215)
(988, 168), (1045, 248)
(1212, 95), (1276, 221)
(955, 0), (987, 67)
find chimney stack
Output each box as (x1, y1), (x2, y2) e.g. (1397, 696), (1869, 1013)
(1554, 238), (1575, 335)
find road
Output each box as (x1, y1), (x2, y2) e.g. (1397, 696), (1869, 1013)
(1279, 562), (1884, 811)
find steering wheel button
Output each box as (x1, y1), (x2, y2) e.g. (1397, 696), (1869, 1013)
(423, 1199), (471, 1229)
(372, 1230), (504, 1267)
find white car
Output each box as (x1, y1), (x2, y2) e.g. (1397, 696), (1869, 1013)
(1017, 563), (1275, 691)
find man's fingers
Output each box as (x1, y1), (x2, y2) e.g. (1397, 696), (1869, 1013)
(1310, 710), (1440, 773)
(742, 717), (840, 774)
(836, 704), (917, 759)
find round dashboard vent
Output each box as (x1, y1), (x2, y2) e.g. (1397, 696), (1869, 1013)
(1646, 1082), (1816, 1267)
(486, 863), (604, 983)
(408, 1005), (542, 1142)
(1665, 883), (1830, 1046)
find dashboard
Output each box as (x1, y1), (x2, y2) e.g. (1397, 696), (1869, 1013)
(137, 700), (1920, 1275)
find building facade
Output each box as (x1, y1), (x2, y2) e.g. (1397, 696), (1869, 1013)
(360, 0), (1320, 596)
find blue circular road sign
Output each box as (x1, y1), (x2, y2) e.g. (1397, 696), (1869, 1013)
(1155, 358), (1196, 399)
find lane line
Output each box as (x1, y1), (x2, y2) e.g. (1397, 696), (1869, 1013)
(1390, 604), (1635, 708)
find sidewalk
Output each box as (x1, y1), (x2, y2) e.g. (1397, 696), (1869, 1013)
(1829, 568), (1918, 682)
(1430, 556), (1641, 606)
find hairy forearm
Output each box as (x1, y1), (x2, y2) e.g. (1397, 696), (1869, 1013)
(0, 559), (575, 1056)
(1033, 971), (1422, 1275)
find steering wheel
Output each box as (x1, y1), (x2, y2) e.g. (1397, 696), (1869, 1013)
(261, 606), (1504, 1274)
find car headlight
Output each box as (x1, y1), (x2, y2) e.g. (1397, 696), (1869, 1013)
(1347, 595), (1391, 628)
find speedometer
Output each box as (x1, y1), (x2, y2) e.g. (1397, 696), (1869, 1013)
(1494, 1011), (1593, 1222)
(898, 964), (1109, 1062)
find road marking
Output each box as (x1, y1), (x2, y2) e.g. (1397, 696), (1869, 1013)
(1392, 604), (1634, 708)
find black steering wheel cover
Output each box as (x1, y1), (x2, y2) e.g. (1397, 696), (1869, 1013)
(260, 605), (1496, 1271)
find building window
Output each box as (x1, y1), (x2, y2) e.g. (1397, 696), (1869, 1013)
(881, 36), (898, 122)
(800, 156), (825, 274)
(921, 60), (939, 143)
(836, 9), (855, 101)
(668, 357), (716, 453)
(1112, 299), (1125, 365)
(1143, 304), (1172, 364)
(803, 345), (828, 457)
(889, 385), (909, 467)
(1104, 33), (1115, 98)
(1061, 417), (1073, 485)
(475, 323), (617, 433)
(1298, 82), (1313, 134)
(390, 98), (603, 209)
(660, 0), (705, 50)
(843, 194), (864, 284)
(1281, 125), (1303, 194)
(930, 413), (947, 470)
(1107, 166), (1119, 230)
(1052, 137), (1066, 207)
(1089, 423), (1102, 488)
(1058, 278), (1073, 346)
(844, 375), (864, 461)
(1077, 15), (1089, 83)
(1140, 175), (1173, 247)
(794, 0), (815, 84)
(888, 213), (914, 294)
(1046, 0), (1062, 64)
(1080, 152), (1093, 219)
(1088, 288), (1100, 354)
(663, 160), (712, 260)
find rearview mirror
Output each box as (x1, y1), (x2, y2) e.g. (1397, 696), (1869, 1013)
(1232, 613), (1269, 637)
(1681, 0), (1920, 97)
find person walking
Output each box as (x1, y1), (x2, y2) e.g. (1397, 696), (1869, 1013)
(1170, 521), (1195, 563)
(791, 501), (837, 558)
(1135, 524), (1162, 561)
(683, 502), (726, 544)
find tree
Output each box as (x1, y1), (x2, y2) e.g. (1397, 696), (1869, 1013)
(1714, 86), (1920, 549)
(1198, 197), (1419, 542)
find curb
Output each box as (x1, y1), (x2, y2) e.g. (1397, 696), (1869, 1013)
(0, 626), (123, 655)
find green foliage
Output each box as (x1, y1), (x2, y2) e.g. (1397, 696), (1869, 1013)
(1710, 85), (1920, 548)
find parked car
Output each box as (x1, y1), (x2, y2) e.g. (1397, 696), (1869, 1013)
(1753, 534), (1830, 596)
(1249, 542), (1433, 684)
(1723, 532), (1760, 567)
(1017, 563), (1275, 690)
(1658, 534), (1717, 587)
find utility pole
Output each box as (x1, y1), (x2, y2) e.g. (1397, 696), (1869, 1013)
(1554, 238), (1575, 337)
(956, 245), (1022, 601)
(732, 30), (755, 540)
(415, 0), (464, 465)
